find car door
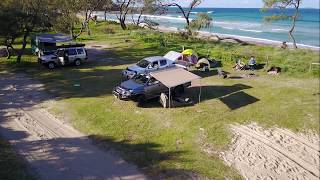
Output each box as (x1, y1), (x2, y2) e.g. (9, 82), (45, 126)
(76, 48), (85, 60)
(67, 48), (77, 63)
(145, 61), (159, 73)
(159, 59), (168, 69)
(144, 78), (165, 98)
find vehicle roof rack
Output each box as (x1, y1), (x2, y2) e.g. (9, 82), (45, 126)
(58, 43), (85, 48)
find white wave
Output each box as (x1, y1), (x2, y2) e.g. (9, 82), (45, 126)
(222, 27), (234, 30)
(239, 28), (263, 33)
(141, 14), (189, 21)
(271, 28), (288, 32)
(207, 11), (214, 14)
(190, 12), (198, 14)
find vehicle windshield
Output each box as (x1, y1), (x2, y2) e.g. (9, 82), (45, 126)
(132, 74), (149, 84)
(136, 59), (150, 68)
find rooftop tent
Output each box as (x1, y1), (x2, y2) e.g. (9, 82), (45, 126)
(31, 33), (73, 54)
(35, 33), (73, 43)
(164, 51), (182, 61)
(150, 68), (201, 108)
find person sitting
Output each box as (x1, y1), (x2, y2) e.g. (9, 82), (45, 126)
(248, 56), (257, 70)
(281, 41), (288, 49)
(233, 59), (245, 70)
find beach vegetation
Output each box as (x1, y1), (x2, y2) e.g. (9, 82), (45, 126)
(262, 0), (301, 49)
(189, 13), (213, 32)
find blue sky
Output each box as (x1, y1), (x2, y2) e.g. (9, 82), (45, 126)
(178, 0), (320, 8)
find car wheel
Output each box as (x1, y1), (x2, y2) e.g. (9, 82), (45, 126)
(75, 59), (81, 66)
(48, 62), (56, 69)
(136, 95), (146, 107)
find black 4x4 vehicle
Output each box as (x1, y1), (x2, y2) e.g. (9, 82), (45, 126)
(113, 74), (189, 104)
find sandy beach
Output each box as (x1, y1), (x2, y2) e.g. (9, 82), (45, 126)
(154, 25), (320, 51)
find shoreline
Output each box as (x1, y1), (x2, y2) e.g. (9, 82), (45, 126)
(95, 13), (319, 52)
(155, 26), (320, 51)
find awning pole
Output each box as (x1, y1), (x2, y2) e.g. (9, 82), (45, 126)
(169, 87), (171, 108)
(199, 80), (202, 104)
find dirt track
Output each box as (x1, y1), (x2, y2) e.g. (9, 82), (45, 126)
(0, 73), (146, 180)
(221, 123), (320, 180)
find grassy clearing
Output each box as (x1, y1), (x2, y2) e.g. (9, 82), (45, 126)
(0, 21), (319, 179)
(0, 137), (35, 180)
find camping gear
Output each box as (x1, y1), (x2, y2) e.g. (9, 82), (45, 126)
(31, 33), (72, 55)
(217, 68), (228, 79)
(267, 66), (281, 75)
(150, 68), (201, 108)
(164, 51), (183, 61)
(181, 49), (198, 65)
(196, 58), (211, 71)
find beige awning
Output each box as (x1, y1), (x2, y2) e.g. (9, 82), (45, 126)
(150, 68), (201, 88)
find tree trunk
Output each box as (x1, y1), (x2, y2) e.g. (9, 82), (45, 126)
(104, 10), (107, 21)
(289, 5), (299, 49)
(289, 28), (297, 49)
(6, 46), (11, 59)
(120, 19), (127, 30)
(87, 23), (91, 36)
(17, 32), (29, 63)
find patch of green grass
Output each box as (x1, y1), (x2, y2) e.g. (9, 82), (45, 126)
(0, 137), (35, 180)
(0, 21), (319, 179)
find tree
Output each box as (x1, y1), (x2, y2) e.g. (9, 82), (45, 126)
(189, 13), (212, 31)
(114, 0), (135, 30)
(131, 0), (163, 26)
(0, 1), (24, 59)
(0, 0), (54, 63)
(81, 0), (107, 36)
(165, 0), (202, 29)
(263, 0), (301, 49)
(52, 0), (83, 39)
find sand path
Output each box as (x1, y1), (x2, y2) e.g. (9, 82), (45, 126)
(221, 123), (320, 180)
(0, 72), (147, 180)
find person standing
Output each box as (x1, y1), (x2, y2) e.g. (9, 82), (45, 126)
(248, 56), (257, 70)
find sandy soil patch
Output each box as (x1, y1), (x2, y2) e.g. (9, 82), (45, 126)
(220, 123), (319, 180)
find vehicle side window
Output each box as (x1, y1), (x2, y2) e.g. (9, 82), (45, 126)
(148, 77), (159, 85)
(57, 50), (64, 57)
(68, 49), (77, 56)
(152, 61), (159, 68)
(160, 60), (167, 66)
(76, 48), (84, 54)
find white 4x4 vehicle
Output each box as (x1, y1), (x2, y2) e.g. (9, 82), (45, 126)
(38, 44), (87, 69)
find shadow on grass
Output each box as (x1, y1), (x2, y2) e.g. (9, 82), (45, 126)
(140, 84), (259, 110)
(0, 121), (194, 179)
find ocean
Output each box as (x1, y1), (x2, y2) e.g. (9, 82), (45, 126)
(96, 8), (320, 47)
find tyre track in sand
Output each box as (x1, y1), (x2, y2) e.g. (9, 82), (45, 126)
(221, 123), (320, 180)
(0, 73), (147, 180)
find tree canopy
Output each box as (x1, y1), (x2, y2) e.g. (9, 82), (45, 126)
(263, 0), (301, 49)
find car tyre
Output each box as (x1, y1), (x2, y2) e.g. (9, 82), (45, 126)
(136, 95), (146, 107)
(75, 59), (81, 66)
(48, 62), (56, 69)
